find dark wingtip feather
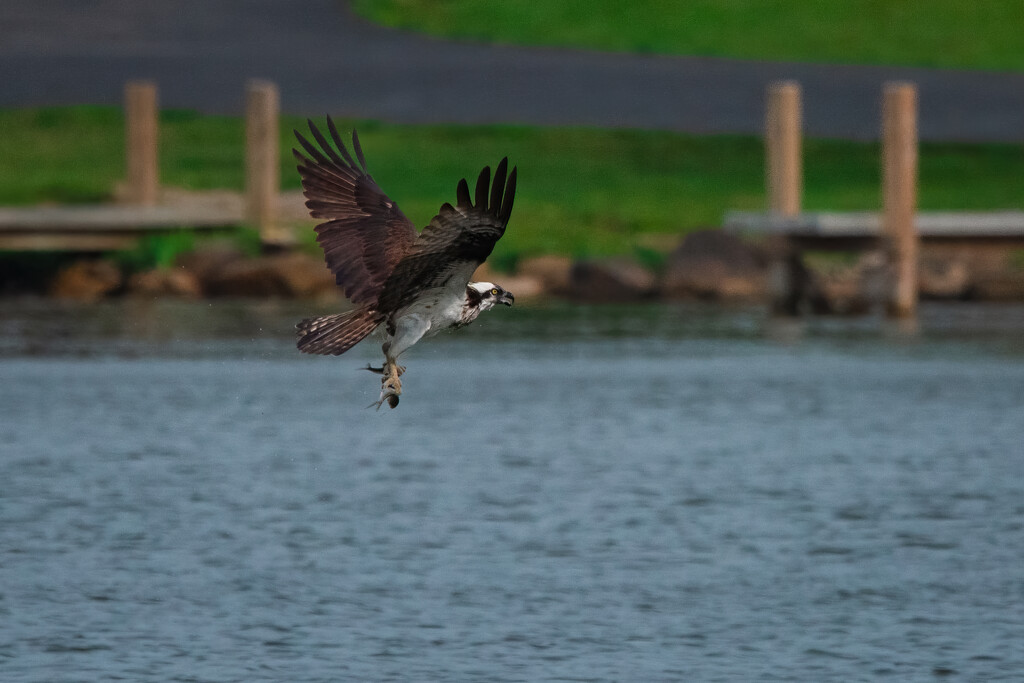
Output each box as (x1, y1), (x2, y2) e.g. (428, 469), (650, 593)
(456, 178), (472, 208)
(474, 165), (490, 209)
(351, 129), (368, 172)
(294, 129), (330, 165)
(325, 115), (340, 144)
(326, 117), (358, 169)
(307, 120), (345, 165)
(490, 158), (508, 215)
(303, 118), (320, 148)
(291, 131), (308, 161)
(499, 167), (517, 222)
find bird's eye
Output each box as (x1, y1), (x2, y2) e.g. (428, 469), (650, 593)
(490, 288), (499, 295)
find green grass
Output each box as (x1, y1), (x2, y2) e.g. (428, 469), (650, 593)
(352, 0), (1024, 71)
(2, 106), (1024, 266)
(0, 107), (251, 205)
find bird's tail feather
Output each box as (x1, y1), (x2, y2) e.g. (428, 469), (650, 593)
(296, 309), (383, 356)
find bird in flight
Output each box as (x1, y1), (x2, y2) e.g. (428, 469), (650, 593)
(293, 118), (517, 409)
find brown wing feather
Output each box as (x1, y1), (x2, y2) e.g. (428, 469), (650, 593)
(377, 159), (518, 312)
(293, 119), (417, 305)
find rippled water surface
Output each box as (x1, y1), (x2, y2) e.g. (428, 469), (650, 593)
(2, 300), (1023, 681)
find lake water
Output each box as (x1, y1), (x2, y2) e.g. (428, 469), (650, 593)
(1, 299), (1023, 681)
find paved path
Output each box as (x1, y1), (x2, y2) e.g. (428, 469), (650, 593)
(3, 0), (1022, 142)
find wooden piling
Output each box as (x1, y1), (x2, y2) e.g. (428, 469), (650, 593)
(124, 81), (159, 206)
(245, 80), (282, 244)
(766, 81), (802, 216)
(881, 82), (919, 318)
(765, 81), (804, 315)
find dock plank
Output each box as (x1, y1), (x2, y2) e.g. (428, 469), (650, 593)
(0, 203), (245, 250)
(724, 210), (1024, 247)
(0, 205), (243, 232)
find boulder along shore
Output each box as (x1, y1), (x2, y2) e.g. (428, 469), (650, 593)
(8, 228), (1024, 311)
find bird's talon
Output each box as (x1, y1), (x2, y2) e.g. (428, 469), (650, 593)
(369, 384), (401, 410)
(369, 362), (403, 410)
(370, 363), (405, 377)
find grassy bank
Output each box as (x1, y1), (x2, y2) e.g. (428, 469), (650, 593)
(2, 107), (1024, 267)
(352, 1), (1024, 71)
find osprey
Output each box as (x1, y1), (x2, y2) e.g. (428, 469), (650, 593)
(293, 118), (517, 409)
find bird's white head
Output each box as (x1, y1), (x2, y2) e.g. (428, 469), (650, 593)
(468, 281), (515, 310)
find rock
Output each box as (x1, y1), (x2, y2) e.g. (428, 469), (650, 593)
(203, 251), (337, 298)
(517, 255), (573, 295)
(279, 252), (340, 298)
(918, 256), (970, 300)
(203, 257), (290, 297)
(854, 251), (890, 307)
(663, 229), (767, 301)
(568, 258), (656, 302)
(176, 243), (249, 284)
(127, 268), (202, 298)
(494, 274), (545, 300)
(815, 268), (871, 315)
(920, 245), (1013, 301)
(50, 259), (122, 300)
(970, 272), (1024, 301)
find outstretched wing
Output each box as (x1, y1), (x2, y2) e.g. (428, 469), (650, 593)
(293, 118), (417, 305)
(377, 159), (517, 312)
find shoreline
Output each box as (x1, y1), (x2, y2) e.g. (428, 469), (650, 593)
(6, 229), (1024, 311)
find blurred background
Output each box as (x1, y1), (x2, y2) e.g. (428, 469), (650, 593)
(2, 2), (1023, 681)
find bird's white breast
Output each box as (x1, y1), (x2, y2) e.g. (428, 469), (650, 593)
(399, 290), (467, 336)
(394, 261), (479, 338)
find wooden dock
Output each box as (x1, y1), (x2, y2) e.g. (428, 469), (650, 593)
(724, 211), (1024, 249)
(0, 203), (244, 251)
(725, 209), (1024, 315)
(0, 79), (294, 253)
(739, 80), (1024, 317)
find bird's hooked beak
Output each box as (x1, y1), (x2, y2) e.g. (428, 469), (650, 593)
(500, 290), (515, 307)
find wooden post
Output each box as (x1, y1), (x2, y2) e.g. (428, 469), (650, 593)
(765, 81), (804, 315)
(766, 81), (802, 215)
(881, 82), (919, 318)
(124, 81), (159, 206)
(245, 80), (281, 244)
